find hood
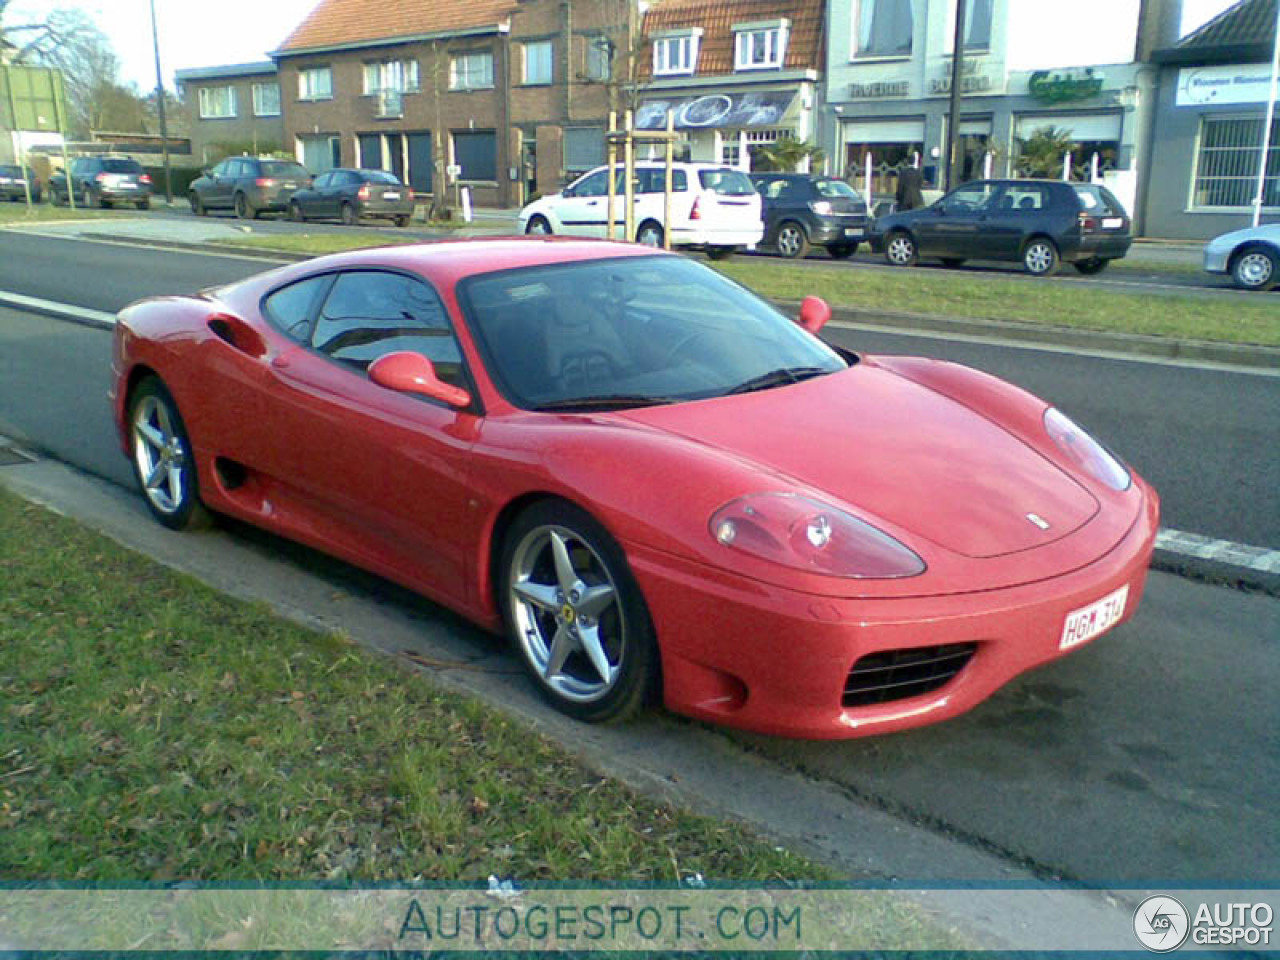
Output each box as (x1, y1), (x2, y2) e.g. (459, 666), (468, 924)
(620, 365), (1099, 559)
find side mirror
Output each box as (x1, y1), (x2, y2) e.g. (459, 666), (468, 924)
(797, 296), (831, 335)
(369, 351), (471, 408)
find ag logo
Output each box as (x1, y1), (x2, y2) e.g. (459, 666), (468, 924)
(1134, 895), (1190, 952)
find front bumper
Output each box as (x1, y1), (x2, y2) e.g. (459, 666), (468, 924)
(628, 484), (1158, 739)
(1203, 244), (1231, 274)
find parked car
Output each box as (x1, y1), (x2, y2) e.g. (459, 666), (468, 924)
(0, 165), (42, 202)
(519, 162), (763, 259)
(112, 238), (1157, 739)
(1202, 223), (1280, 291)
(749, 172), (868, 259)
(189, 157), (313, 219)
(870, 179), (1132, 277)
(48, 156), (152, 209)
(288, 168), (415, 227)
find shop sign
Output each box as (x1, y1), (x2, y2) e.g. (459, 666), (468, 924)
(1176, 64), (1274, 107)
(930, 75), (994, 95)
(1028, 68), (1104, 103)
(849, 80), (909, 98)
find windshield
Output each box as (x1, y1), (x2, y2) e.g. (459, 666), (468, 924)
(102, 159), (143, 174)
(815, 179), (860, 201)
(461, 256), (847, 410)
(262, 162), (310, 179)
(698, 169), (755, 196)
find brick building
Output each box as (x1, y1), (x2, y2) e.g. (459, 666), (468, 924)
(174, 62), (285, 167)
(273, 0), (635, 207)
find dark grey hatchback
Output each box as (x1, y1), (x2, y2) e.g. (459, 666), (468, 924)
(869, 179), (1132, 276)
(749, 173), (869, 259)
(189, 157), (312, 219)
(287, 169), (416, 227)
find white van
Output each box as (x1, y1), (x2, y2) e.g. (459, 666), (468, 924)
(518, 162), (764, 260)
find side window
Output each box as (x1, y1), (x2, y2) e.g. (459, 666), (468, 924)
(571, 170), (608, 197)
(263, 275), (330, 342)
(942, 183), (997, 213)
(340, 171), (361, 186)
(1001, 185), (1049, 212)
(311, 272), (465, 387)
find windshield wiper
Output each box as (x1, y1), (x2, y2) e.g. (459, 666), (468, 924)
(726, 366), (829, 396)
(531, 395), (679, 413)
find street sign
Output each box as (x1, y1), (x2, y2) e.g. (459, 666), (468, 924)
(0, 65), (69, 133)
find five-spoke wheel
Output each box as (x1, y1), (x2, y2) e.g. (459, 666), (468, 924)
(502, 501), (657, 722)
(129, 378), (210, 531)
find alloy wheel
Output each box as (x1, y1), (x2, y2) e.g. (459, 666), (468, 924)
(1235, 251), (1274, 289)
(886, 234), (915, 265)
(132, 393), (190, 517)
(777, 223), (807, 259)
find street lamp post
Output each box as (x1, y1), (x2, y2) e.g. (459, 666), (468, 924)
(149, 0), (172, 205)
(944, 0), (968, 192)
(1250, 0), (1280, 228)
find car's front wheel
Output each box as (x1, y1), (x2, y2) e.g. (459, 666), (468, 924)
(775, 220), (810, 259)
(289, 201), (305, 223)
(129, 378), (211, 532)
(1230, 246), (1278, 291)
(501, 500), (659, 724)
(525, 214), (552, 236)
(884, 231), (918, 266)
(190, 192), (205, 216)
(1023, 237), (1061, 277)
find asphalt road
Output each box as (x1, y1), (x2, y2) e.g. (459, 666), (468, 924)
(1, 230), (1276, 550)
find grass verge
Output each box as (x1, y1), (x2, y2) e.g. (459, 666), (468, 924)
(0, 487), (831, 889)
(713, 259), (1280, 347)
(0, 202), (133, 223)
(211, 231), (422, 256)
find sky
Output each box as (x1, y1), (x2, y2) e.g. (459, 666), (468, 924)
(4, 0), (1242, 93)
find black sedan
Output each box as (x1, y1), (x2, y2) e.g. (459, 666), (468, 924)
(870, 179), (1132, 276)
(749, 173), (869, 259)
(288, 169), (416, 227)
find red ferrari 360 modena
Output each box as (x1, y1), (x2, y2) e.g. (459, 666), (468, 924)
(110, 238), (1158, 739)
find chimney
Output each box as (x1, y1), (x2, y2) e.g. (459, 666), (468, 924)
(1135, 0), (1185, 61)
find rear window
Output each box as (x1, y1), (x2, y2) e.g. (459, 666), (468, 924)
(1072, 184), (1125, 217)
(261, 162), (310, 179)
(102, 159), (143, 174)
(361, 171), (401, 185)
(815, 179), (860, 201)
(698, 169), (755, 196)
(0, 165), (22, 177)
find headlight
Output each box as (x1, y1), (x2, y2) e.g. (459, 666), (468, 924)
(1044, 407), (1130, 491)
(709, 493), (925, 579)
(809, 200), (834, 216)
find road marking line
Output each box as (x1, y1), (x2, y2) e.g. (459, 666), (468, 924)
(0, 290), (115, 329)
(1155, 529), (1280, 575)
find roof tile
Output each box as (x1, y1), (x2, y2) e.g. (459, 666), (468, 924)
(279, 0), (520, 53)
(640, 0), (825, 78)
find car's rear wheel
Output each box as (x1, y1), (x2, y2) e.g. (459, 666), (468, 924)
(525, 214), (552, 236)
(1073, 257), (1110, 275)
(394, 214), (411, 228)
(190, 192), (205, 216)
(129, 378), (211, 532)
(501, 500), (659, 724)
(340, 201), (357, 226)
(1230, 246), (1278, 291)
(289, 201), (305, 223)
(1023, 237), (1060, 277)
(884, 231), (917, 266)
(826, 243), (858, 259)
(941, 257), (966, 269)
(775, 220), (810, 259)
(636, 221), (664, 247)
(234, 193), (256, 220)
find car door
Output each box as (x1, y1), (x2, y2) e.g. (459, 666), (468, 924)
(331, 171), (359, 217)
(915, 182), (999, 258)
(553, 169), (610, 237)
(984, 183), (1049, 260)
(301, 172), (332, 217)
(211, 159), (240, 208)
(256, 269), (480, 602)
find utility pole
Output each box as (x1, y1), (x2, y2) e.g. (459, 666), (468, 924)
(944, 0), (967, 191)
(149, 0), (173, 204)
(1251, 0), (1280, 227)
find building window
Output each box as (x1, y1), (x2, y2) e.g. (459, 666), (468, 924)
(363, 60), (419, 95)
(252, 82), (280, 117)
(854, 0), (913, 57)
(1192, 115), (1280, 209)
(450, 51), (494, 90)
(522, 41), (553, 85)
(198, 86), (236, 119)
(564, 127), (605, 174)
(298, 67), (333, 101)
(734, 21), (789, 71)
(585, 36), (612, 81)
(653, 31), (701, 76)
(453, 130), (497, 182)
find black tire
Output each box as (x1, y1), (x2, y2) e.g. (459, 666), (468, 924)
(941, 257), (966, 269)
(1023, 236), (1061, 276)
(826, 243), (858, 259)
(1073, 257), (1110, 275)
(705, 245), (736, 261)
(525, 214), (552, 236)
(774, 220), (810, 259)
(136, 199), (150, 211)
(635, 220), (664, 248)
(127, 377), (212, 532)
(884, 230), (918, 267)
(340, 201), (357, 226)
(234, 192), (256, 220)
(394, 214), (411, 228)
(83, 186), (99, 209)
(289, 201), (305, 223)
(190, 192), (205, 216)
(500, 500), (659, 724)
(1230, 245), (1278, 292)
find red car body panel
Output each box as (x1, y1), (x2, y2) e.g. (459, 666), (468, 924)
(110, 238), (1158, 738)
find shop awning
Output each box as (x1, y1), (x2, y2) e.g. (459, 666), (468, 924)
(636, 91), (798, 130)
